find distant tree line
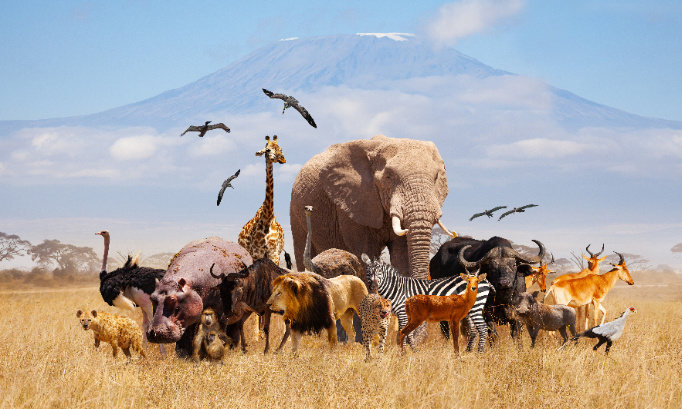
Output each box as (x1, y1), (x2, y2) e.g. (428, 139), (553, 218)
(0, 232), (174, 279)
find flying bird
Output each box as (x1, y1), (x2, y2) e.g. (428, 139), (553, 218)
(217, 169), (240, 206)
(558, 307), (637, 354)
(181, 121), (231, 137)
(469, 206), (507, 221)
(498, 204), (539, 221)
(262, 88), (317, 128)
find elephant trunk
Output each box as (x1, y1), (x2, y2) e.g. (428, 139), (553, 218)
(406, 225), (433, 280)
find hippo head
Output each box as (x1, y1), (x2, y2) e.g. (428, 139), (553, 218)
(147, 277), (204, 343)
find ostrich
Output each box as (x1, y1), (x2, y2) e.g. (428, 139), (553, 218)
(262, 88), (317, 128)
(96, 230), (167, 356)
(303, 205), (366, 343)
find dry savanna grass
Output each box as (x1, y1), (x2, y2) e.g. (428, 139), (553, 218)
(1, 273), (681, 409)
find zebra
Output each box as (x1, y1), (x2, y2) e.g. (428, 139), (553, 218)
(361, 253), (491, 352)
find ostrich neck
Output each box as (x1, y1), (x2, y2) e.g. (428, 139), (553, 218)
(262, 160), (274, 219)
(101, 235), (110, 273)
(303, 212), (315, 271)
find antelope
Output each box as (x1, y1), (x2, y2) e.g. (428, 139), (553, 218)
(546, 244), (607, 330)
(524, 253), (556, 292)
(544, 252), (634, 329)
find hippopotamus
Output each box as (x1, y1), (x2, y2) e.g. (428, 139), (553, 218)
(147, 237), (252, 357)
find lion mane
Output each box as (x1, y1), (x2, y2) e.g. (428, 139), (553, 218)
(270, 273), (334, 334)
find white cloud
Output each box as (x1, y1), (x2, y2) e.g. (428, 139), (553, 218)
(188, 135), (236, 158)
(486, 138), (590, 159)
(424, 0), (525, 46)
(110, 135), (160, 161)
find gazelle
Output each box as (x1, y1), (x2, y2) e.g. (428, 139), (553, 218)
(544, 252), (633, 329)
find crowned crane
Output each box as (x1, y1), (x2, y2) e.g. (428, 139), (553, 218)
(181, 121), (231, 137)
(558, 306), (637, 354)
(262, 88), (317, 128)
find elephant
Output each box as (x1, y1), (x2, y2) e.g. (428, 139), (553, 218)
(290, 134), (455, 280)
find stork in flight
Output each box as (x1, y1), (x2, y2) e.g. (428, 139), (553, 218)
(262, 88), (317, 128)
(181, 121), (231, 137)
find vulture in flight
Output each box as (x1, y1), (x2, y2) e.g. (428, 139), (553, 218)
(498, 204), (539, 221)
(469, 206), (507, 221)
(217, 169), (241, 206)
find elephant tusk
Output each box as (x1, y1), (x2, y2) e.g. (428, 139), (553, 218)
(392, 216), (408, 236)
(437, 219), (457, 238)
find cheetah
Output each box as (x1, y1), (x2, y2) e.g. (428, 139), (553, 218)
(359, 293), (392, 361)
(76, 309), (146, 359)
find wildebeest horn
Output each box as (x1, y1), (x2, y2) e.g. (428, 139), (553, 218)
(505, 240), (545, 264)
(614, 251), (625, 265)
(209, 263), (225, 280)
(586, 243), (605, 258)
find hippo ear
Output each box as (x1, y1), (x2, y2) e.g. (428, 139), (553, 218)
(178, 278), (191, 292)
(76, 309), (83, 318)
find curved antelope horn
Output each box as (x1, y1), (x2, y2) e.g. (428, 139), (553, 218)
(613, 251), (624, 265)
(392, 216), (408, 236)
(437, 219), (456, 238)
(209, 263), (225, 280)
(586, 244), (594, 257)
(595, 243), (605, 257)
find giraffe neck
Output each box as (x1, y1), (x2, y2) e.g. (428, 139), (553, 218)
(262, 160), (274, 220)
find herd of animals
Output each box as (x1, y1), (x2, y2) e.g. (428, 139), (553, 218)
(79, 88), (638, 363)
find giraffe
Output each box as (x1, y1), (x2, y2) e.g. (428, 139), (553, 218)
(238, 135), (286, 266)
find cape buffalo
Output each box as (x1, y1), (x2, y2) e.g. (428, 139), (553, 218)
(429, 236), (544, 344)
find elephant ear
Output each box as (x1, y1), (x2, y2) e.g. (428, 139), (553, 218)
(320, 139), (385, 229)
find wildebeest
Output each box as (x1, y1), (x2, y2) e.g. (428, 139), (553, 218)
(429, 236), (545, 343)
(210, 258), (291, 354)
(146, 237), (252, 358)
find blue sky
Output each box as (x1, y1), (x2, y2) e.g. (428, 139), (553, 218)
(1, 1), (680, 121)
(1, 1), (681, 272)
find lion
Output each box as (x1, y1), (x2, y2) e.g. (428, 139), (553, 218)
(266, 272), (367, 353)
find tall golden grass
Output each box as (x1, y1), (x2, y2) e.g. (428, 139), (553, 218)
(1, 273), (681, 409)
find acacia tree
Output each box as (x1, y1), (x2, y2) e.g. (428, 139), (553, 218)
(0, 232), (32, 263)
(31, 239), (99, 275)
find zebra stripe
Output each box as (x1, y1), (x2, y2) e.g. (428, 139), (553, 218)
(364, 256), (490, 352)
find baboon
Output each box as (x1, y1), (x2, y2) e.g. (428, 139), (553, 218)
(204, 330), (226, 362)
(192, 308), (229, 362)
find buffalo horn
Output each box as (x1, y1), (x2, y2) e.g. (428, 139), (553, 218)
(505, 239), (545, 264)
(458, 245), (481, 269)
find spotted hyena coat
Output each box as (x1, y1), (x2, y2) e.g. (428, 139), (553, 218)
(359, 293), (392, 361)
(76, 309), (146, 359)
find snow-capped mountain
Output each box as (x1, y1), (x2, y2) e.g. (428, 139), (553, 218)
(2, 33), (679, 131)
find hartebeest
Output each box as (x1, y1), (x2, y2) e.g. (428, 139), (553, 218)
(524, 253), (556, 292)
(544, 252), (634, 329)
(547, 244), (607, 330)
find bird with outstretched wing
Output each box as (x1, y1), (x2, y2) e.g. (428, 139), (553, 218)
(216, 169), (240, 206)
(469, 206), (507, 221)
(498, 204), (539, 221)
(262, 88), (317, 128)
(181, 121), (231, 137)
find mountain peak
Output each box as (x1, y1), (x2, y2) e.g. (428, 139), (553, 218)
(356, 33), (415, 41)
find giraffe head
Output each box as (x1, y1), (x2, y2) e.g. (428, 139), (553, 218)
(256, 135), (286, 164)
